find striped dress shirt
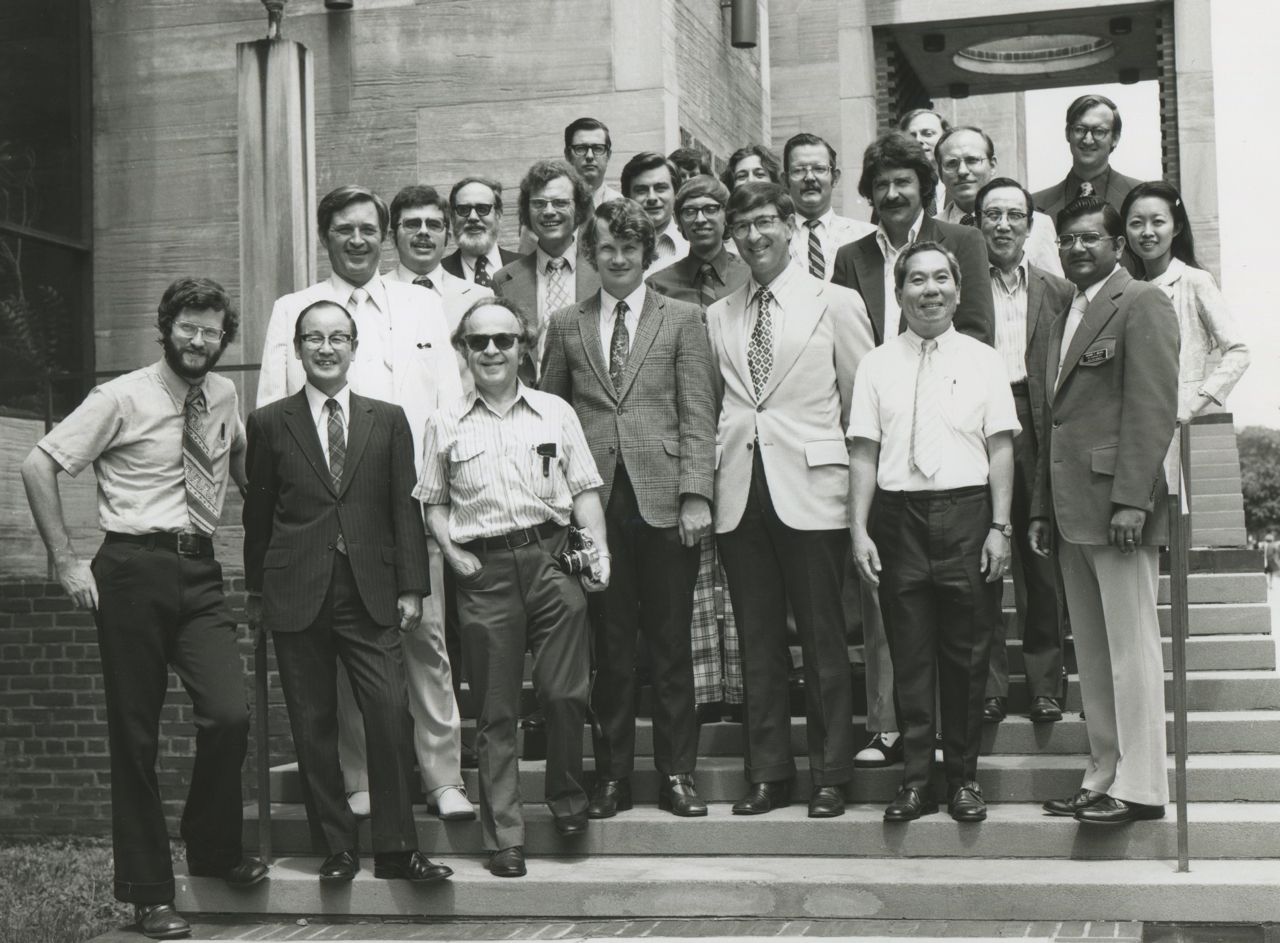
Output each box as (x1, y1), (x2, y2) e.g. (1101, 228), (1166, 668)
(990, 256), (1031, 384)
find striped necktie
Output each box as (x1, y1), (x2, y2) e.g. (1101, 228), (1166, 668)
(909, 338), (943, 478)
(326, 398), (347, 553)
(747, 287), (774, 399)
(182, 385), (219, 536)
(544, 257), (571, 315)
(608, 300), (630, 393)
(805, 219), (824, 279)
(696, 261), (720, 310)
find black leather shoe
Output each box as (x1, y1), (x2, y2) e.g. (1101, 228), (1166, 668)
(134, 903), (190, 940)
(658, 774), (708, 817)
(948, 781), (987, 822)
(553, 811), (589, 836)
(983, 697), (1007, 723)
(1028, 695), (1064, 723)
(724, 703), (744, 724)
(318, 850), (359, 883)
(488, 845), (526, 877)
(731, 780), (791, 815)
(883, 786), (939, 822)
(1042, 788), (1106, 817)
(808, 785), (845, 818)
(1075, 796), (1166, 824)
(373, 850), (453, 882)
(587, 778), (632, 819)
(188, 856), (268, 888)
(854, 732), (904, 768)
(696, 702), (725, 725)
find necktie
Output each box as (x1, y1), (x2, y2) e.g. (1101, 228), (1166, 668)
(1058, 291), (1089, 376)
(608, 300), (630, 393)
(959, 213), (976, 227)
(348, 285), (390, 389)
(909, 338), (943, 478)
(696, 262), (720, 310)
(1077, 180), (1095, 198)
(805, 219), (825, 279)
(657, 233), (676, 260)
(544, 257), (571, 315)
(413, 274), (435, 291)
(182, 385), (219, 536)
(747, 287), (774, 399)
(326, 398), (347, 553)
(473, 255), (491, 288)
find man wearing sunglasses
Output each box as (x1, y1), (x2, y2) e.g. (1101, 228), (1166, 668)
(441, 176), (521, 287)
(1031, 94), (1140, 223)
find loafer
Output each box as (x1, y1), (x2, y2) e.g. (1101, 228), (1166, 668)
(553, 811), (589, 837)
(696, 702), (725, 725)
(948, 781), (987, 822)
(1042, 788), (1107, 817)
(346, 790), (371, 818)
(318, 849), (359, 883)
(1075, 795), (1166, 825)
(373, 850), (453, 883)
(983, 697), (1007, 723)
(731, 780), (791, 815)
(853, 731), (903, 768)
(488, 845), (526, 877)
(1028, 695), (1064, 723)
(658, 774), (708, 817)
(808, 785), (845, 818)
(587, 778), (632, 819)
(429, 785), (477, 821)
(134, 903), (190, 940)
(883, 786), (939, 822)
(187, 855), (268, 888)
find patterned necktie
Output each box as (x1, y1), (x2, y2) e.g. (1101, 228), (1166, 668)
(909, 338), (943, 478)
(959, 213), (976, 227)
(696, 261), (720, 310)
(413, 274), (435, 291)
(805, 218), (825, 278)
(544, 257), (571, 315)
(326, 399), (347, 552)
(747, 287), (774, 399)
(473, 255), (491, 288)
(608, 300), (630, 393)
(1077, 180), (1096, 198)
(182, 385), (218, 536)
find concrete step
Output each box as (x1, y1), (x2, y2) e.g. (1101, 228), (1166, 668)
(1190, 462), (1241, 480)
(1001, 634), (1275, 672)
(245, 801), (1280, 860)
(1193, 528), (1249, 548)
(1000, 603), (1268, 636)
(998, 571), (1267, 606)
(1192, 493), (1244, 513)
(1190, 510), (1246, 530)
(1169, 547), (1263, 573)
(174, 855), (1280, 922)
(1190, 477), (1243, 496)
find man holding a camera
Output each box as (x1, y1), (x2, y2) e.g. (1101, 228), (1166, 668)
(416, 297), (610, 878)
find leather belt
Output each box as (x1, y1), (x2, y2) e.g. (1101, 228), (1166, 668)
(463, 520), (562, 552)
(105, 531), (215, 559)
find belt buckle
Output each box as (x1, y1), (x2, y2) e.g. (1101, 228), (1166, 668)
(176, 532), (203, 558)
(503, 528), (533, 550)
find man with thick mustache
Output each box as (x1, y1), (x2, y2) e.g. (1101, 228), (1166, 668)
(22, 278), (266, 940)
(441, 175), (520, 287)
(783, 132), (873, 282)
(621, 152), (688, 276)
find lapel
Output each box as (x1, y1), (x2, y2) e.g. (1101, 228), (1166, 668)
(501, 255), (538, 311)
(918, 215), (942, 244)
(1053, 268), (1127, 397)
(852, 240), (886, 343)
(575, 295), (613, 397)
(759, 274), (824, 403)
(575, 243), (600, 300)
(616, 290), (665, 401)
(339, 393), (375, 497)
(1025, 267), (1050, 352)
(720, 284), (754, 395)
(282, 390), (337, 497)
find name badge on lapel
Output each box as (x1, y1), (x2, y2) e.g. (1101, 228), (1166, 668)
(1079, 338), (1115, 367)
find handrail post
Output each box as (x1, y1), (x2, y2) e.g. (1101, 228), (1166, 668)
(1168, 421), (1192, 872)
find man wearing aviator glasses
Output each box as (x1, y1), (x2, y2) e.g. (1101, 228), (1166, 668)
(1032, 93), (1141, 223)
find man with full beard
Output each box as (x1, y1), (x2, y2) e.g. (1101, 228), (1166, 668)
(441, 175), (521, 287)
(21, 277), (266, 940)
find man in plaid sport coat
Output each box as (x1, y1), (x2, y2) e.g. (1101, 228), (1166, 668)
(541, 198), (717, 820)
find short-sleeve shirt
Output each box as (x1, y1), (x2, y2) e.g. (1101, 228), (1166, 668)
(414, 383), (603, 542)
(38, 359), (245, 534)
(847, 325), (1020, 491)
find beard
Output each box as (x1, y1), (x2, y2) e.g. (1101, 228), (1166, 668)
(162, 333), (224, 380)
(455, 226), (497, 257)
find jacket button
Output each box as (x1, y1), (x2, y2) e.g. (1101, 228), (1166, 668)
(327, 543), (335, 550)
(617, 407), (624, 415)
(746, 442), (754, 451)
(608, 446), (616, 454)
(756, 405), (764, 413)
(1052, 420), (1062, 429)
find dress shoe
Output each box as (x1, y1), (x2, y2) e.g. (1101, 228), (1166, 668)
(658, 773), (708, 817)
(346, 790), (371, 817)
(429, 785), (476, 821)
(983, 697), (1007, 723)
(318, 850), (359, 883)
(1042, 788), (1106, 817)
(731, 780), (791, 815)
(1028, 695), (1064, 723)
(587, 778), (632, 819)
(553, 811), (589, 836)
(134, 903), (190, 940)
(1074, 795), (1166, 825)
(696, 701), (724, 725)
(853, 731), (903, 768)
(488, 845), (526, 877)
(187, 855), (268, 888)
(883, 786), (939, 822)
(521, 708), (546, 729)
(808, 785), (845, 818)
(373, 850), (453, 883)
(948, 781), (987, 822)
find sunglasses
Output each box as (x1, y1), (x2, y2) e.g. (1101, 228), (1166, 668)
(463, 332), (519, 352)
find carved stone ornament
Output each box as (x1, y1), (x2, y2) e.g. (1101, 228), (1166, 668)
(263, 0), (287, 39)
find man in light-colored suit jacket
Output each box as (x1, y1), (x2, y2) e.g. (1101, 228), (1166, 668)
(708, 182), (874, 819)
(541, 199), (717, 819)
(256, 184), (469, 822)
(783, 132), (874, 282)
(1030, 197), (1179, 825)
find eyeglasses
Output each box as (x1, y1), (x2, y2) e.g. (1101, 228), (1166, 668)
(678, 203), (724, 222)
(299, 332), (354, 349)
(173, 321), (225, 343)
(453, 203), (494, 218)
(529, 198), (573, 213)
(939, 155), (990, 174)
(1069, 124), (1114, 141)
(981, 209), (1028, 224)
(329, 224), (381, 239)
(1056, 231), (1109, 250)
(568, 143), (609, 158)
(399, 216), (447, 233)
(786, 164), (832, 180)
(463, 332), (519, 352)
(728, 214), (785, 240)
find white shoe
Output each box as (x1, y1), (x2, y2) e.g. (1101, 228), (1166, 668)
(346, 790), (371, 817)
(853, 731), (903, 768)
(430, 785), (476, 821)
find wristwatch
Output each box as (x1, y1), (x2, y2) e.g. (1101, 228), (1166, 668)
(990, 522), (1013, 538)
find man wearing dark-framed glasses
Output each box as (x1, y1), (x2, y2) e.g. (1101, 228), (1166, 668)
(1031, 94), (1141, 222)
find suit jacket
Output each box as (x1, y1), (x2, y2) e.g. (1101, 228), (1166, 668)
(244, 391), (430, 633)
(440, 246), (520, 280)
(1022, 264), (1076, 450)
(256, 275), (461, 470)
(1032, 167), (1141, 224)
(645, 249), (750, 307)
(830, 216), (995, 347)
(706, 268), (874, 533)
(540, 290), (716, 527)
(492, 245), (602, 329)
(1031, 268), (1179, 546)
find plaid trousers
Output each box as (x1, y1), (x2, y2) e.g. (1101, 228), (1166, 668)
(690, 535), (742, 705)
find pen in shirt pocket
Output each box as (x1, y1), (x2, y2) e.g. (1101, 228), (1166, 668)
(220, 422), (226, 442)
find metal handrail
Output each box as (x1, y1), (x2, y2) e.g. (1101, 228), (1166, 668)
(1168, 421), (1193, 872)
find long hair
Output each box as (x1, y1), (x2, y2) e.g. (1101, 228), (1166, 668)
(1120, 180), (1202, 271)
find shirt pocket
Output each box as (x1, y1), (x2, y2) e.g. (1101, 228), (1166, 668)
(522, 423), (564, 502)
(942, 373), (986, 434)
(449, 436), (488, 491)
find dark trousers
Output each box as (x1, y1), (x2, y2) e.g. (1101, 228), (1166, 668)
(272, 553), (417, 856)
(717, 453), (854, 785)
(457, 526), (590, 851)
(987, 385), (1064, 699)
(593, 465), (699, 778)
(872, 486), (1000, 791)
(91, 539), (248, 905)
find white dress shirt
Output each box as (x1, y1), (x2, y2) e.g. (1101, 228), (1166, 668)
(990, 254), (1031, 384)
(1058, 263), (1120, 376)
(460, 245), (505, 284)
(331, 272), (393, 401)
(391, 261), (440, 295)
(648, 220), (689, 276)
(875, 210), (924, 337)
(535, 239), (578, 324)
(598, 284), (645, 364)
(787, 208), (870, 281)
(303, 382), (351, 468)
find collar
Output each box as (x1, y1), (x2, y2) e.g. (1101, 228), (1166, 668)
(691, 244), (732, 277)
(990, 253), (1030, 290)
(465, 380), (543, 418)
(876, 210), (925, 255)
(395, 262), (441, 286)
(1079, 263), (1123, 303)
(1150, 256), (1186, 287)
(748, 259), (797, 298)
(536, 238), (577, 274)
(304, 382), (351, 419)
(157, 358), (204, 409)
(601, 283), (646, 318)
(902, 324), (959, 352)
(660, 219), (682, 242)
(462, 243), (504, 274)
(1066, 165), (1111, 192)
(942, 201), (976, 223)
(800, 207), (836, 231)
(330, 272), (387, 312)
